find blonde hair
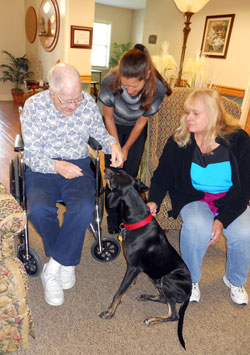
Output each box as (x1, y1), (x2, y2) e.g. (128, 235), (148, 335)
(174, 88), (241, 149)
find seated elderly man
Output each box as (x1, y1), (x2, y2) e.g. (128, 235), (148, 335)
(22, 63), (124, 306)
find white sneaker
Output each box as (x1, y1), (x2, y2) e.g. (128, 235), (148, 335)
(190, 283), (200, 303)
(41, 263), (64, 306)
(223, 275), (248, 305)
(59, 266), (76, 290)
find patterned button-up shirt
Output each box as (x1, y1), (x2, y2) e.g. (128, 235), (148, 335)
(22, 90), (117, 174)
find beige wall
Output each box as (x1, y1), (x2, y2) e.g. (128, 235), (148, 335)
(131, 9), (145, 45)
(94, 4), (133, 47)
(24, 0), (94, 80)
(0, 0), (95, 100)
(1, 0), (250, 100)
(143, 0), (183, 58)
(142, 0), (250, 124)
(67, 0), (95, 74)
(24, 0), (65, 85)
(185, 0), (250, 89)
(143, 0), (250, 90)
(0, 1), (25, 100)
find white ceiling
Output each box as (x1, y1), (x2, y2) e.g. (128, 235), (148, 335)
(95, 0), (146, 10)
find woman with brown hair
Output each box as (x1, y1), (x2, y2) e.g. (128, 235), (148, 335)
(99, 43), (172, 234)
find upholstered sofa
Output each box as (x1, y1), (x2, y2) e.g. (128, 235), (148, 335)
(0, 183), (34, 353)
(145, 87), (242, 231)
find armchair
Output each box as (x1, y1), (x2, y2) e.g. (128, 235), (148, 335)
(0, 183), (34, 353)
(145, 87), (242, 231)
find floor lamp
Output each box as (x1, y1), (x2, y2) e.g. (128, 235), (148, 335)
(173, 0), (211, 87)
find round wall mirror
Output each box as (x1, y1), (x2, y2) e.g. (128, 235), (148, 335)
(38, 0), (60, 52)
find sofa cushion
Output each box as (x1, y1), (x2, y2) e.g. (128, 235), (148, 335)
(0, 258), (35, 353)
(0, 183), (26, 260)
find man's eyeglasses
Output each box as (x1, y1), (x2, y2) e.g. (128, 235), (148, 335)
(54, 92), (83, 107)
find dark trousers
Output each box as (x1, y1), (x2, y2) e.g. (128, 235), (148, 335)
(105, 123), (148, 228)
(25, 158), (95, 266)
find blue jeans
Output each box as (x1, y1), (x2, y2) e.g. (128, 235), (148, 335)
(180, 201), (250, 287)
(25, 158), (95, 266)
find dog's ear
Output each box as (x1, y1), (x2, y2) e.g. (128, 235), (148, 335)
(106, 190), (122, 208)
(134, 178), (149, 193)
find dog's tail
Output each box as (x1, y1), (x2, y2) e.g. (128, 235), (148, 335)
(177, 298), (189, 350)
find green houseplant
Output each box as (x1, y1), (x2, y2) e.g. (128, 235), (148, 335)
(109, 42), (131, 68)
(0, 50), (33, 104)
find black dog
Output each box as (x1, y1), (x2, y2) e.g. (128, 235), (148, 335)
(99, 169), (192, 349)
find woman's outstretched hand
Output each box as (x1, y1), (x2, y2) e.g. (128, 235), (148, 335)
(147, 202), (158, 216)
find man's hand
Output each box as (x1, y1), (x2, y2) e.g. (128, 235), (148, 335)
(110, 143), (124, 168)
(209, 219), (223, 245)
(54, 160), (83, 179)
(147, 202), (158, 216)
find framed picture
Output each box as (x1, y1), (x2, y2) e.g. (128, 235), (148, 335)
(70, 26), (93, 49)
(201, 14), (235, 58)
(148, 34), (157, 44)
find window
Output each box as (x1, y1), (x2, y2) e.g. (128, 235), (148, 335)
(91, 22), (111, 67)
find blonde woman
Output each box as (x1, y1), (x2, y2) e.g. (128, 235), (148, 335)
(147, 89), (250, 305)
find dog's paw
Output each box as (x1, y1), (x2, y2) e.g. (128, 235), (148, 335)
(136, 294), (147, 301)
(136, 294), (151, 302)
(99, 310), (114, 320)
(143, 318), (151, 326)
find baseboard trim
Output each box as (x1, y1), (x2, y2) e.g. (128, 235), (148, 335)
(80, 75), (92, 83)
(212, 85), (245, 98)
(0, 95), (13, 101)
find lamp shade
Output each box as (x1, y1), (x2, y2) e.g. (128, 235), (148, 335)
(173, 0), (210, 13)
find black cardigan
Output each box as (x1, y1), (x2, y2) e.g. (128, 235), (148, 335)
(148, 129), (250, 228)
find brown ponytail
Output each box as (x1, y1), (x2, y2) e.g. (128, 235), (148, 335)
(111, 44), (172, 111)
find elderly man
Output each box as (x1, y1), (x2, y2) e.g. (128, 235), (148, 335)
(22, 63), (124, 306)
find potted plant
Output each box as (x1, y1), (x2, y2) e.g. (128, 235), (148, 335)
(0, 50), (34, 104)
(109, 42), (131, 68)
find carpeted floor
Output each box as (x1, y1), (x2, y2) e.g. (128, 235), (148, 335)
(14, 205), (250, 355)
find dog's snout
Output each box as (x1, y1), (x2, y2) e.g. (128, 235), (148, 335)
(104, 168), (115, 180)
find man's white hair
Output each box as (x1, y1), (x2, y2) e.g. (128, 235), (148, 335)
(48, 63), (82, 93)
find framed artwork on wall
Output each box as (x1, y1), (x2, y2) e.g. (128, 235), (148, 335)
(148, 35), (157, 44)
(201, 14), (235, 58)
(70, 26), (93, 49)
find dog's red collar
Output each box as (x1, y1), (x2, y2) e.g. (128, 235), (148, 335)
(122, 213), (153, 230)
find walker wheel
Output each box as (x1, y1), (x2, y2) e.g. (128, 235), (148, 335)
(91, 237), (121, 262)
(17, 244), (42, 277)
